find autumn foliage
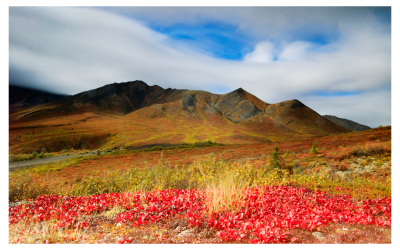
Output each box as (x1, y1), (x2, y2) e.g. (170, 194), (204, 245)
(9, 185), (391, 244)
(9, 126), (391, 243)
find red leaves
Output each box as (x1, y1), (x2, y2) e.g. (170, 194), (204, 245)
(9, 185), (391, 244)
(117, 238), (133, 244)
(188, 211), (202, 227)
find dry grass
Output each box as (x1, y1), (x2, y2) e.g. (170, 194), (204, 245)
(329, 141), (391, 162)
(287, 223), (391, 244)
(10, 211), (390, 244)
(204, 179), (247, 215)
(9, 127), (391, 244)
(9, 217), (93, 244)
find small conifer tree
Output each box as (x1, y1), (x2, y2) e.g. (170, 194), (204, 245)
(310, 142), (318, 155)
(270, 146), (284, 169)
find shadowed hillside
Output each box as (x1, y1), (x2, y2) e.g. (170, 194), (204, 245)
(9, 85), (68, 114)
(9, 81), (350, 154)
(9, 81), (196, 120)
(323, 115), (371, 131)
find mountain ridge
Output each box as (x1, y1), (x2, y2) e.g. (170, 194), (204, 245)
(9, 80), (350, 154)
(323, 115), (371, 131)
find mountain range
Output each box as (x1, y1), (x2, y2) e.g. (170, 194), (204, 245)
(9, 81), (354, 154)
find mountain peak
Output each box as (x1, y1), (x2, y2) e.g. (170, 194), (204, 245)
(286, 99), (306, 109)
(233, 87), (269, 111)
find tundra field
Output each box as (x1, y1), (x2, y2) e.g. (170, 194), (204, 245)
(9, 125), (391, 244)
(8, 5), (393, 245)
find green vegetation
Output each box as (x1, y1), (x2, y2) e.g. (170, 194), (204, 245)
(9, 127), (391, 202)
(269, 146), (284, 170)
(9, 154), (390, 202)
(310, 142), (319, 155)
(110, 140), (224, 155)
(9, 152), (55, 162)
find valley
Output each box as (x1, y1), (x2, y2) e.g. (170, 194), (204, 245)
(8, 82), (391, 244)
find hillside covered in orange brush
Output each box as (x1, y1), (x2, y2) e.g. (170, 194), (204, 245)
(9, 81), (348, 154)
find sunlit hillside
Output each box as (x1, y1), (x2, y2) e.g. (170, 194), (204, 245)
(9, 81), (348, 154)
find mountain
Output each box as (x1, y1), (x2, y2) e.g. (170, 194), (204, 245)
(9, 85), (68, 114)
(9, 81), (349, 154)
(323, 115), (371, 131)
(10, 81), (198, 120)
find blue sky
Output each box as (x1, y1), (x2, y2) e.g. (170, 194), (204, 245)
(145, 21), (254, 60)
(147, 20), (341, 61)
(8, 6), (392, 127)
(311, 91), (363, 97)
(100, 7), (350, 61)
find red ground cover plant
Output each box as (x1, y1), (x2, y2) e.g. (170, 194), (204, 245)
(9, 185), (391, 244)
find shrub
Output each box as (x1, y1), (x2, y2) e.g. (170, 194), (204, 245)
(9, 173), (52, 202)
(9, 155), (391, 202)
(32, 151), (38, 158)
(288, 160), (301, 174)
(111, 150), (121, 156)
(310, 142), (318, 155)
(328, 141), (392, 161)
(269, 146), (284, 170)
(9, 155), (16, 162)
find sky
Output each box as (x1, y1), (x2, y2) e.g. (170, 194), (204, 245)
(8, 5), (392, 128)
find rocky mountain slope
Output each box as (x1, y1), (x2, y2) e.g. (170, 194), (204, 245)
(9, 81), (349, 154)
(323, 115), (371, 131)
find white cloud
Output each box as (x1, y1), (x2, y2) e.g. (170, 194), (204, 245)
(301, 89), (391, 128)
(278, 41), (314, 61)
(244, 41), (275, 63)
(104, 7), (390, 41)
